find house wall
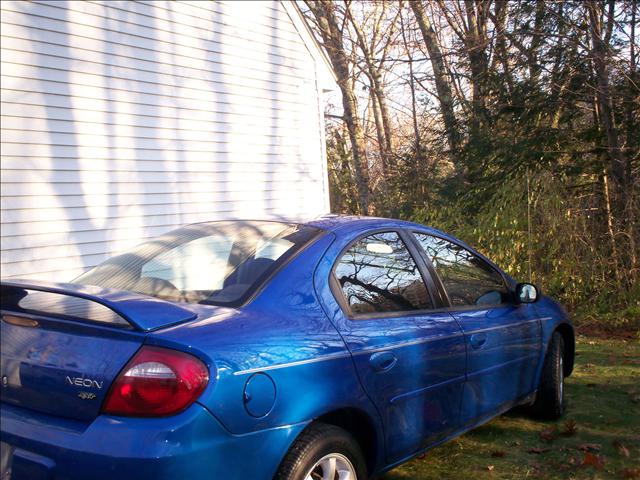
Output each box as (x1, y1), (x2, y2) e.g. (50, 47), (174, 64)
(0, 0), (331, 281)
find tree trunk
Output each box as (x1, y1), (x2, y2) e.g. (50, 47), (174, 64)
(368, 79), (388, 173)
(305, 1), (370, 214)
(410, 0), (460, 159)
(587, 0), (628, 208)
(345, 3), (393, 176)
(528, 0), (546, 85)
(463, 0), (490, 128)
(491, 0), (514, 96)
(400, 9), (422, 156)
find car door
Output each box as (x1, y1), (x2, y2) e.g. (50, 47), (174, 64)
(317, 230), (466, 463)
(411, 232), (542, 426)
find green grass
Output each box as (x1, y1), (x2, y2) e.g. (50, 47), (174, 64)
(382, 337), (640, 479)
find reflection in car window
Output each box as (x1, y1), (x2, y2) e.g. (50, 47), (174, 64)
(74, 221), (319, 306)
(334, 232), (433, 315)
(141, 235), (234, 291)
(413, 233), (508, 307)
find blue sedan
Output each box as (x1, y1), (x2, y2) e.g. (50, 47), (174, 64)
(0, 216), (574, 480)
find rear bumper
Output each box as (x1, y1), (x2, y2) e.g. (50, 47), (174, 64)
(0, 402), (306, 480)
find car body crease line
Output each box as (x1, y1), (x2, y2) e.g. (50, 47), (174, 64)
(232, 351), (353, 376)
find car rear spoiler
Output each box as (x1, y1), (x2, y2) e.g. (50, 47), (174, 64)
(0, 279), (197, 332)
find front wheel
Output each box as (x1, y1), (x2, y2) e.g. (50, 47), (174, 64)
(530, 331), (565, 419)
(275, 423), (366, 480)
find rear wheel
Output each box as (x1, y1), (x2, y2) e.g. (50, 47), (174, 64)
(530, 332), (565, 419)
(275, 423), (366, 480)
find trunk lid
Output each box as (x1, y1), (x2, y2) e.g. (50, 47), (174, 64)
(0, 280), (198, 421)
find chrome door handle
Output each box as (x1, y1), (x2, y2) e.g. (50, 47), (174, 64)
(469, 333), (487, 349)
(369, 351), (397, 372)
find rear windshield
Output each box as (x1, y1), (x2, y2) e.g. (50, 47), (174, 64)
(75, 221), (321, 306)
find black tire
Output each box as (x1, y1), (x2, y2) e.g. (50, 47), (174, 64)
(530, 332), (565, 419)
(274, 422), (367, 480)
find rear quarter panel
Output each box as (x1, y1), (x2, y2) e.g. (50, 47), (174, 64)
(148, 231), (381, 436)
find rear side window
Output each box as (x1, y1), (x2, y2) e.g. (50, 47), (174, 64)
(413, 233), (508, 307)
(334, 232), (433, 315)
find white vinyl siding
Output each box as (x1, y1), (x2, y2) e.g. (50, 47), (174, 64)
(0, 0), (332, 281)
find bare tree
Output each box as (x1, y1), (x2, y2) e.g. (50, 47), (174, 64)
(305, 0), (370, 214)
(409, 0), (460, 158)
(345, 2), (397, 175)
(302, 0), (638, 322)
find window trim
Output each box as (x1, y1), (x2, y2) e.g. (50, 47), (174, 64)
(408, 229), (515, 311)
(400, 229), (450, 307)
(329, 228), (444, 320)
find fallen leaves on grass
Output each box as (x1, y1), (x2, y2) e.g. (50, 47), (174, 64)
(621, 468), (640, 479)
(613, 440), (630, 458)
(548, 457), (576, 473)
(490, 450), (506, 458)
(578, 443), (602, 452)
(529, 463), (545, 476)
(562, 419), (578, 436)
(582, 452), (605, 470)
(528, 447), (551, 454)
(539, 426), (557, 443)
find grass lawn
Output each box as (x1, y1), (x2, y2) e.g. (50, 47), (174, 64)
(382, 336), (640, 479)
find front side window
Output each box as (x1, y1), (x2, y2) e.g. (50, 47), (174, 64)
(75, 221), (320, 306)
(334, 232), (433, 315)
(413, 233), (508, 307)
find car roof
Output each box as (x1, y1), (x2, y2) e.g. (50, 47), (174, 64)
(303, 214), (443, 235)
(185, 215), (458, 244)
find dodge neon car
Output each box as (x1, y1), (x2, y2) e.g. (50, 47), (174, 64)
(0, 216), (574, 480)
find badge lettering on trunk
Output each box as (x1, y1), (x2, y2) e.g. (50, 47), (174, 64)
(78, 391), (97, 400)
(65, 376), (103, 389)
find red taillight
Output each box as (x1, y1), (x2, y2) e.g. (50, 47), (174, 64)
(102, 346), (209, 417)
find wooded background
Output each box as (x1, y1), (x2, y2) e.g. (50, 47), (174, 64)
(302, 0), (638, 330)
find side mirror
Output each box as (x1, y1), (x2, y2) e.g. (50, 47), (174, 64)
(515, 283), (539, 303)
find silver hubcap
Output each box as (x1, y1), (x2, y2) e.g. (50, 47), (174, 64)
(304, 453), (356, 480)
